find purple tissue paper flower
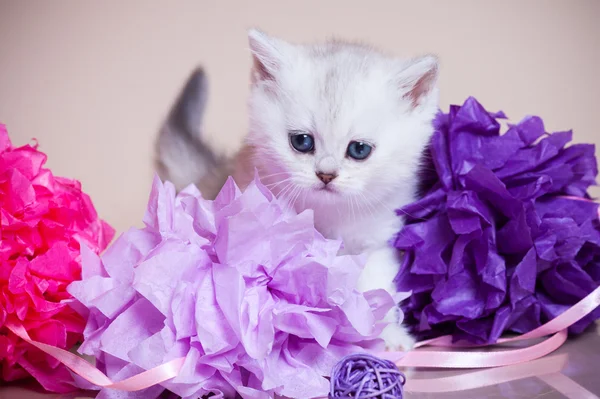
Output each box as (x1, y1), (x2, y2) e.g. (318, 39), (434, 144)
(396, 97), (600, 344)
(68, 174), (394, 399)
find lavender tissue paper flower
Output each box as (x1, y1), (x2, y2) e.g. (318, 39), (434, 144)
(68, 174), (395, 399)
(396, 97), (600, 344)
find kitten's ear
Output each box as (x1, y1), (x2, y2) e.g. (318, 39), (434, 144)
(248, 28), (289, 84)
(396, 55), (439, 109)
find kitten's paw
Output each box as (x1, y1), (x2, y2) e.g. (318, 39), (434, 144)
(381, 323), (416, 352)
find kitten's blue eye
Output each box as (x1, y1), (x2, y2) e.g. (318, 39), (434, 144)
(289, 132), (315, 153)
(346, 141), (372, 160)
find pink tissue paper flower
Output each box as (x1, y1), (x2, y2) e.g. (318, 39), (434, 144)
(69, 175), (395, 399)
(0, 124), (114, 392)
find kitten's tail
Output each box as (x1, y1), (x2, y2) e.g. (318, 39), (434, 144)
(155, 67), (230, 198)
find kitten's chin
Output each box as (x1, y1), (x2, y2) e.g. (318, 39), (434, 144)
(319, 185), (338, 193)
(312, 184), (343, 198)
(303, 186), (351, 207)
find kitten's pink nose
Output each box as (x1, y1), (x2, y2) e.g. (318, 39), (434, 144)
(316, 172), (337, 185)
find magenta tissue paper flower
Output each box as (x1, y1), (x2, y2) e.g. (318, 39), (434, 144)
(68, 174), (395, 399)
(0, 124), (114, 392)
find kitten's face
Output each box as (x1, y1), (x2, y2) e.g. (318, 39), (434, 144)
(246, 30), (439, 212)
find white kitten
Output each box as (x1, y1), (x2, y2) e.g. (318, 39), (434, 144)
(156, 30), (440, 351)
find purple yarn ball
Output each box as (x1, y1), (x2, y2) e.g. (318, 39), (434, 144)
(329, 354), (405, 399)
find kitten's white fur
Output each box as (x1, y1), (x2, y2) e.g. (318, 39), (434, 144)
(157, 30), (439, 351)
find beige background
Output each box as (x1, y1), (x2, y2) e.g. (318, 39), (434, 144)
(0, 0), (598, 234)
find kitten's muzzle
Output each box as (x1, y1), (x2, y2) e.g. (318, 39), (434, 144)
(316, 172), (337, 185)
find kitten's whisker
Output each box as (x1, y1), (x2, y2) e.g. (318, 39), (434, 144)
(357, 195), (371, 221)
(301, 186), (309, 209)
(330, 182), (382, 218)
(276, 182), (294, 202)
(358, 188), (422, 242)
(344, 196), (350, 220)
(357, 186), (423, 221)
(290, 186), (304, 211)
(348, 195), (356, 225)
(358, 192), (376, 220)
(259, 171), (294, 180)
(363, 182), (428, 220)
(350, 195), (363, 218)
(265, 178), (292, 187)
(265, 177), (293, 191)
(280, 184), (301, 211)
(282, 185), (297, 207)
(352, 195), (361, 222)
(395, 208), (414, 219)
(362, 190), (394, 214)
(362, 191), (415, 242)
(290, 187), (304, 212)
(281, 183), (296, 199)
(372, 191), (418, 241)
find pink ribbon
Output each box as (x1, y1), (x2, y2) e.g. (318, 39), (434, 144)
(7, 284), (599, 392)
(384, 329), (568, 368)
(403, 353), (568, 393)
(6, 321), (185, 392)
